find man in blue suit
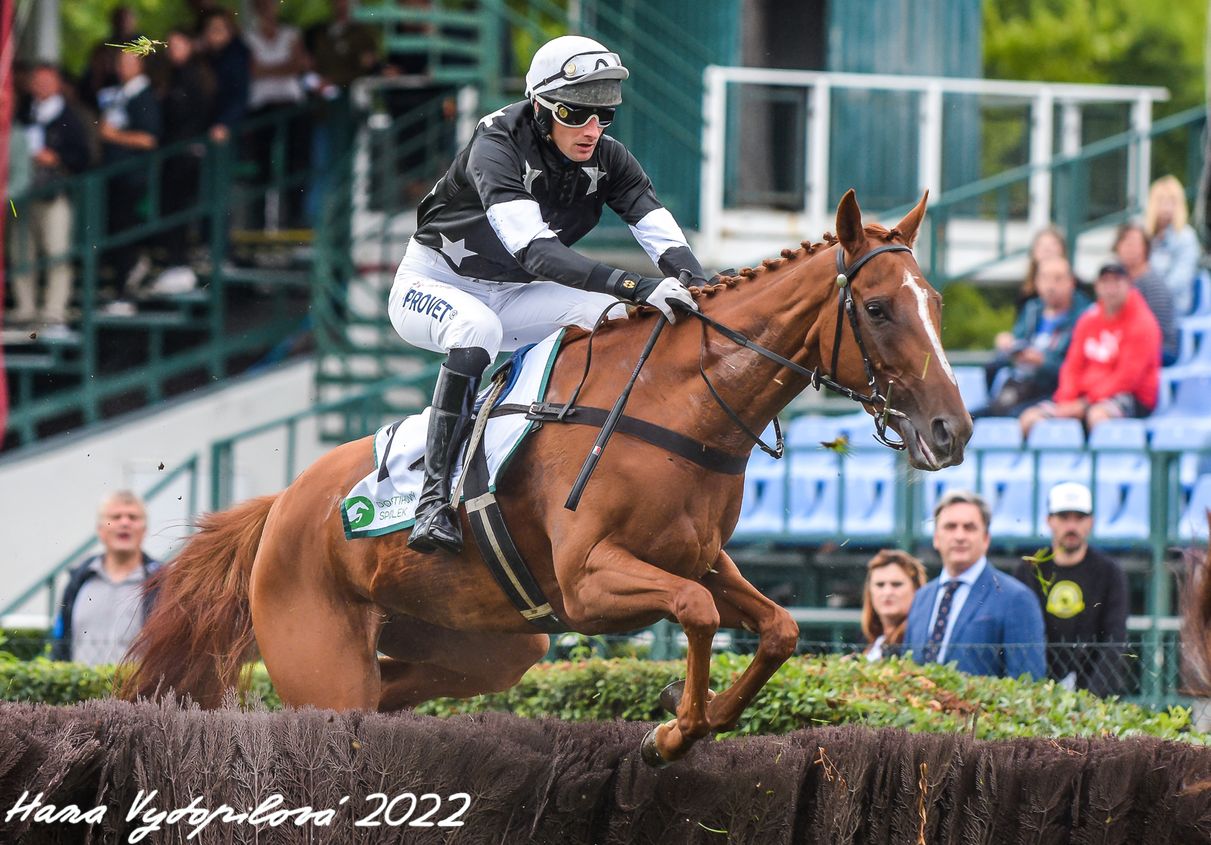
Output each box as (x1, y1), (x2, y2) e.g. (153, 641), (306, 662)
(905, 490), (1045, 679)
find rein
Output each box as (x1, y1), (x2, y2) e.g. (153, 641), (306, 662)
(683, 243), (911, 456)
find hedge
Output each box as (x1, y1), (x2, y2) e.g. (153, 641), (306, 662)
(1, 651), (1202, 743)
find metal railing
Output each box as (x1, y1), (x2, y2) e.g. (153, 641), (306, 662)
(5, 100), (340, 448)
(697, 66), (1181, 276)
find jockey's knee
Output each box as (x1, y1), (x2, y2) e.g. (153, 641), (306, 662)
(448, 318), (502, 360)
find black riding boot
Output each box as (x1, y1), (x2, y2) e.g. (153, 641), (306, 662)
(408, 348), (489, 554)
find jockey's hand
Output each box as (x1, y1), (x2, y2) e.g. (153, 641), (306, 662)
(641, 276), (698, 323)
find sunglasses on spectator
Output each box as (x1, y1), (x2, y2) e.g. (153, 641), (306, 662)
(534, 94), (615, 128)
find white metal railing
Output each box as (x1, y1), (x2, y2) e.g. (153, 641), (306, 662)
(698, 67), (1169, 270)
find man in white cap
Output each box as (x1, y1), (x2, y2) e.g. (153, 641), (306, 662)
(1013, 481), (1129, 695)
(389, 34), (707, 554)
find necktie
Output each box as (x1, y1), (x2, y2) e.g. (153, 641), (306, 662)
(922, 580), (961, 663)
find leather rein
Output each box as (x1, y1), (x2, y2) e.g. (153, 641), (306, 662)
(498, 243), (912, 470)
(682, 243), (912, 458)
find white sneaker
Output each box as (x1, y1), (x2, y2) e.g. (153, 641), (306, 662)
(101, 299), (137, 317)
(150, 266), (199, 295)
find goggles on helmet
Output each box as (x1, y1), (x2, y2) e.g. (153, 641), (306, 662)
(533, 93), (615, 128)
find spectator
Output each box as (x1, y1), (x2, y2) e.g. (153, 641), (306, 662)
(10, 63), (91, 330)
(1146, 175), (1202, 316)
(1019, 262), (1161, 437)
(78, 6), (139, 112)
(51, 491), (160, 666)
(98, 49), (162, 301)
(1115, 222), (1178, 365)
(1013, 482), (1129, 696)
(905, 490), (1045, 679)
(1016, 225), (1070, 313)
(245, 0), (311, 229)
(982, 255), (1090, 417)
(305, 0), (380, 91)
(149, 28), (215, 293)
(861, 549), (927, 661)
(302, 0), (380, 223)
(199, 8), (250, 145)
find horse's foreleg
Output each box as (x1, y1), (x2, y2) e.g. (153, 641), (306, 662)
(561, 545), (719, 765)
(700, 550), (799, 733)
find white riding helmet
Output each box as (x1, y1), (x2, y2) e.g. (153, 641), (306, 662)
(524, 35), (629, 107)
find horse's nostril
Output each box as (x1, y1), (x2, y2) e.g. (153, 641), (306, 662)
(931, 417), (953, 450)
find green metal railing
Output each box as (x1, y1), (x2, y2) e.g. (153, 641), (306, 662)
(884, 106), (1207, 285)
(6, 101), (342, 448)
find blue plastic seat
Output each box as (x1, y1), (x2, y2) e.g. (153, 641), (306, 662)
(1167, 375), (1211, 417)
(1190, 269), (1211, 316)
(1176, 316), (1211, 365)
(971, 416), (1023, 449)
(1026, 417), (1085, 449)
(918, 461), (978, 533)
(1083, 425), (1149, 542)
(787, 453), (841, 536)
(1178, 475), (1211, 542)
(953, 365), (989, 413)
(736, 424), (788, 535)
(785, 414), (847, 448)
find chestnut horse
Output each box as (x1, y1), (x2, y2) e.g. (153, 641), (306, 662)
(124, 190), (971, 765)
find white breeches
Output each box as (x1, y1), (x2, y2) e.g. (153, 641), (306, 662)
(388, 240), (628, 360)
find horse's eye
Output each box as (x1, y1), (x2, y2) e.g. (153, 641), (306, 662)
(865, 301), (887, 320)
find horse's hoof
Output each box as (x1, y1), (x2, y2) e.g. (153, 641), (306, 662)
(659, 680), (686, 714)
(640, 727), (671, 768)
(659, 679), (716, 715)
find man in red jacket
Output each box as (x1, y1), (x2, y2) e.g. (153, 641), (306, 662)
(1019, 262), (1161, 436)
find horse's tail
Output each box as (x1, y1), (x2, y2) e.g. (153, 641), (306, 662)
(120, 494), (277, 708)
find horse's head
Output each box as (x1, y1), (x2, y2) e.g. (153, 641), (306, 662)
(818, 189), (972, 470)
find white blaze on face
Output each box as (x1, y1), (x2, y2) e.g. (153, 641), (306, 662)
(902, 270), (956, 385)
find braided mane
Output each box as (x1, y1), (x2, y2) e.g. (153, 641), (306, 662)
(697, 223), (903, 299)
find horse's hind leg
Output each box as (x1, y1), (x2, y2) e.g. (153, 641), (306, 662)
(699, 550), (799, 732)
(376, 617), (549, 711)
(249, 546), (383, 710)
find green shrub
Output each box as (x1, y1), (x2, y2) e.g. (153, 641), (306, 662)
(419, 653), (1201, 743)
(2, 654), (1200, 743)
(0, 629), (50, 661)
(939, 281), (1015, 350)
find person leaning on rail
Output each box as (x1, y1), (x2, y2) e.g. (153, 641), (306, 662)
(387, 34), (708, 555)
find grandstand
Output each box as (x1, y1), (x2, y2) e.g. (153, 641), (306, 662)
(2, 1), (1208, 710)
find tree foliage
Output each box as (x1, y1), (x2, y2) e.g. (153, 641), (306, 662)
(984, 0), (1207, 113)
(59, 0), (334, 79)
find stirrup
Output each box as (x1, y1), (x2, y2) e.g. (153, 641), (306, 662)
(408, 503), (463, 554)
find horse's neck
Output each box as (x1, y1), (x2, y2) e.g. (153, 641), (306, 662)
(690, 261), (835, 449)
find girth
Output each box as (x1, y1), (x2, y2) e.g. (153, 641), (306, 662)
(489, 402), (749, 475)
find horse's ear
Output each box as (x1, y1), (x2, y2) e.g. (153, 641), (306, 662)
(835, 189), (864, 259)
(894, 190), (929, 247)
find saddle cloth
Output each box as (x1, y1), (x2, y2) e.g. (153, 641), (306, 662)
(340, 329), (565, 539)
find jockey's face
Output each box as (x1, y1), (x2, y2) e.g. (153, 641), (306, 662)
(548, 114), (605, 162)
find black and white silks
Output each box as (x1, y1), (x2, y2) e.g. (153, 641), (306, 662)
(412, 100), (705, 295)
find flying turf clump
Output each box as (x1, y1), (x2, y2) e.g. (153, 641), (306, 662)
(105, 36), (166, 57)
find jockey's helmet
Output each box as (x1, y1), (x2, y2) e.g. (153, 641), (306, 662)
(525, 35), (629, 110)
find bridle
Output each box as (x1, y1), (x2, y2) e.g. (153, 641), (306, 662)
(683, 243), (913, 458)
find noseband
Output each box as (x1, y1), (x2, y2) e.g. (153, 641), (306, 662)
(685, 243), (912, 457)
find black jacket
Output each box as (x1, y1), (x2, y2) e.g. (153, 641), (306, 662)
(20, 97), (92, 192)
(414, 100), (705, 295)
(51, 553), (160, 661)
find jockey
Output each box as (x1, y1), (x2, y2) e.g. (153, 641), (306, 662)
(389, 34), (708, 555)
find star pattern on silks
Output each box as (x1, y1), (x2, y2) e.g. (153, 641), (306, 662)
(523, 161), (543, 193)
(439, 233), (477, 268)
(582, 166), (605, 195)
(478, 108), (506, 129)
